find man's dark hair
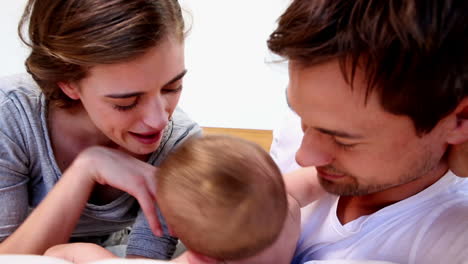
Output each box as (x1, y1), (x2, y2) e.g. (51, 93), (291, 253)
(268, 0), (468, 134)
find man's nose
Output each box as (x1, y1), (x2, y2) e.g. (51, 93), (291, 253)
(295, 129), (334, 167)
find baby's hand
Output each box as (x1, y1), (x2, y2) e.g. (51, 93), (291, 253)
(45, 243), (117, 264)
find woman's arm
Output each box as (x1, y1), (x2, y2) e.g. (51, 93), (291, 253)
(45, 243), (117, 264)
(0, 146), (161, 255)
(0, 156), (94, 254)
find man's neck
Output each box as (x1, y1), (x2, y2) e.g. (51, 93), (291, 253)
(337, 163), (449, 224)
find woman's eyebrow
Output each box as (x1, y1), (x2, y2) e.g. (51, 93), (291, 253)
(104, 69), (188, 99)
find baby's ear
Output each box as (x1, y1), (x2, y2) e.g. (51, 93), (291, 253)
(186, 251), (221, 264)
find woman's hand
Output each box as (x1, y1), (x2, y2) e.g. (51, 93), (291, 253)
(73, 147), (162, 236)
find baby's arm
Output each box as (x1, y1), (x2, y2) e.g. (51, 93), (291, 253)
(45, 243), (117, 264)
(284, 166), (325, 208)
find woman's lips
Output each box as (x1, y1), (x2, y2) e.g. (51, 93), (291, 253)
(130, 131), (162, 145)
(316, 168), (346, 181)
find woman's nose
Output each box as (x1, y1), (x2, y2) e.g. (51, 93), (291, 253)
(142, 98), (169, 130)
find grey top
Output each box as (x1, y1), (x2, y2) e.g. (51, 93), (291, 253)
(0, 74), (202, 259)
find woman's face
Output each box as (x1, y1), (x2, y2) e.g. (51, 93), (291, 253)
(62, 38), (186, 155)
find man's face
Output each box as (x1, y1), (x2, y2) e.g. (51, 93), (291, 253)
(288, 60), (450, 196)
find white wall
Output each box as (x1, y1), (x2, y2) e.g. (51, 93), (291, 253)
(0, 0), (29, 76)
(0, 1), (291, 130)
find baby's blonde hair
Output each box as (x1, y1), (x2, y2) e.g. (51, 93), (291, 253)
(157, 135), (287, 260)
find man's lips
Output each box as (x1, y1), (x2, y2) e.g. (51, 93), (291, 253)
(316, 168), (347, 181)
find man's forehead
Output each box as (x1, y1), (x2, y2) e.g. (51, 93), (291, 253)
(285, 65), (395, 138)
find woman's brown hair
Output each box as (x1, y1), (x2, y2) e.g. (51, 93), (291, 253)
(18, 0), (184, 107)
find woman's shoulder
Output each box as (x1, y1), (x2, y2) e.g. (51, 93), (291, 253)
(169, 107), (202, 139)
(148, 107), (201, 165)
(0, 73), (45, 152)
(171, 107), (199, 128)
(0, 73), (42, 105)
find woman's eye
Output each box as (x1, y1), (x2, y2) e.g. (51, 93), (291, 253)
(113, 98), (139, 112)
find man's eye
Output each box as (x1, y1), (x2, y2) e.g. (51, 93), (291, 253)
(162, 85), (183, 94)
(334, 139), (357, 150)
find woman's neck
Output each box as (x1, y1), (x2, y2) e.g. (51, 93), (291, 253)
(48, 102), (117, 171)
(49, 103), (115, 147)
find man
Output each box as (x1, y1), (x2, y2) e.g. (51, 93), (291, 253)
(267, 0), (468, 263)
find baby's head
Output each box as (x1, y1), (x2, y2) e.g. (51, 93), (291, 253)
(157, 135), (287, 261)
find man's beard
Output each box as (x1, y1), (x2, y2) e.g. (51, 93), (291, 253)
(317, 153), (439, 196)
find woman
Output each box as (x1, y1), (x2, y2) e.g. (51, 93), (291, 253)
(0, 0), (200, 260)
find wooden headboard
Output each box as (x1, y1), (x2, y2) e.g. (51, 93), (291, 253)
(202, 127), (273, 152)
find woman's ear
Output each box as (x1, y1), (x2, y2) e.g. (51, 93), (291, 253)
(446, 98), (468, 145)
(57, 81), (81, 100)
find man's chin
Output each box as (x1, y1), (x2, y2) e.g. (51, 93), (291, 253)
(318, 177), (364, 196)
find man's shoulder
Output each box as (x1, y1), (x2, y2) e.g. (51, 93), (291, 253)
(410, 197), (468, 262)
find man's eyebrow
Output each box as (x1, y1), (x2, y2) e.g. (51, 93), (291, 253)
(105, 69), (188, 99)
(315, 127), (364, 139)
(285, 87), (361, 139)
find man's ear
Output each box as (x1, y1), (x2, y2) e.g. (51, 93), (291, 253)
(57, 81), (81, 100)
(447, 97), (468, 177)
(448, 143), (468, 177)
(446, 98), (468, 145)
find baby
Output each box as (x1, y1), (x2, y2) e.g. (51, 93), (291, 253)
(46, 135), (322, 264)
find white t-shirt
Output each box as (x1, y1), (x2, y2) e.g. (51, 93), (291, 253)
(270, 108), (303, 174)
(293, 171), (468, 264)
